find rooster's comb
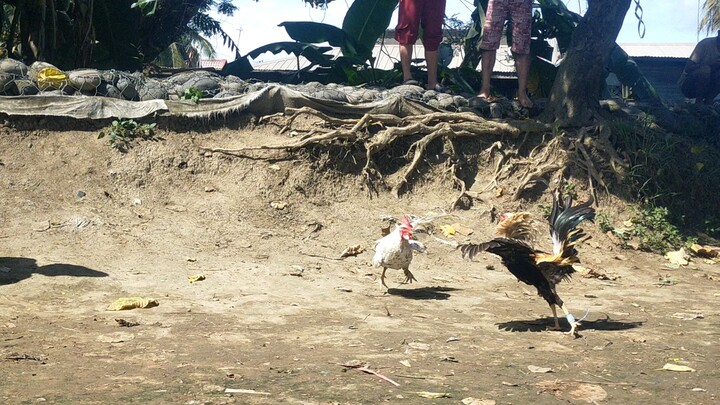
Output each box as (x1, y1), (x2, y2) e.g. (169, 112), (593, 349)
(401, 215), (412, 228)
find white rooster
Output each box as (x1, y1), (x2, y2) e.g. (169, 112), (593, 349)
(372, 215), (426, 288)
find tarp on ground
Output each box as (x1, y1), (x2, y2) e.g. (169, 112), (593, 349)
(0, 84), (438, 120)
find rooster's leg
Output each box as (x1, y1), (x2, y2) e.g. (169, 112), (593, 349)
(402, 268), (417, 284)
(560, 305), (580, 336)
(548, 305), (562, 331)
(380, 267), (389, 288)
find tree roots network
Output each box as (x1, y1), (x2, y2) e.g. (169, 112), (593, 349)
(200, 107), (628, 208)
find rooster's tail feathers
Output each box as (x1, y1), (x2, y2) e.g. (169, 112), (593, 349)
(549, 194), (595, 254)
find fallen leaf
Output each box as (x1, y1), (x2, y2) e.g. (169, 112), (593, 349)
(662, 363), (695, 372)
(107, 297), (159, 311)
(528, 365), (553, 373)
(440, 224), (456, 238)
(450, 223), (474, 235)
(462, 398), (496, 405)
(188, 274), (206, 283)
(416, 392), (451, 399)
(114, 318), (139, 327)
(224, 388), (271, 395)
(399, 360), (411, 368)
(582, 268), (619, 281)
(408, 342), (430, 351)
(665, 248), (690, 266)
(690, 243), (720, 258)
(340, 244), (365, 258)
(671, 312), (704, 320)
(270, 201), (287, 210)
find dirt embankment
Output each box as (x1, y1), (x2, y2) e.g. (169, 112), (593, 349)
(1, 118), (719, 404)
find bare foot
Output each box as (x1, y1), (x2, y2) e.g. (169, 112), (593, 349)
(478, 92), (496, 102)
(518, 95), (534, 109)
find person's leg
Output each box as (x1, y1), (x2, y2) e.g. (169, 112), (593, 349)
(515, 53), (532, 108)
(478, 0), (505, 98)
(399, 44), (414, 82)
(479, 50), (497, 98)
(394, 0), (420, 83)
(510, 0), (534, 107)
(421, 0), (446, 89)
(425, 50), (439, 89)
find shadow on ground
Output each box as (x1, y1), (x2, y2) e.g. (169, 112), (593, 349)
(387, 286), (461, 300)
(496, 315), (644, 333)
(0, 257), (108, 285)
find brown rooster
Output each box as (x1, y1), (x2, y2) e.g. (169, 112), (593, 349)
(459, 194), (595, 336)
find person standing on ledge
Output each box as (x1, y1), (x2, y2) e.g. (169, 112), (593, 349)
(477, 0), (534, 108)
(678, 32), (720, 104)
(395, 0), (447, 91)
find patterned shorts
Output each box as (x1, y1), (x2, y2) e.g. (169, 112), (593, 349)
(480, 0), (533, 55)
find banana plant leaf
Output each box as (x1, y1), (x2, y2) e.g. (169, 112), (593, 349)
(246, 41), (335, 67)
(278, 21), (371, 61)
(536, 0), (579, 53)
(341, 0), (398, 60)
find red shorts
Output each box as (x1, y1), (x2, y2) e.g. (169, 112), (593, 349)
(394, 0), (447, 52)
(480, 0), (532, 55)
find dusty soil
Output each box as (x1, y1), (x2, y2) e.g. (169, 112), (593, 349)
(1, 116), (719, 405)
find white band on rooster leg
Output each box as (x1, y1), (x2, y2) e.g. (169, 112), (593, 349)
(560, 305), (576, 324)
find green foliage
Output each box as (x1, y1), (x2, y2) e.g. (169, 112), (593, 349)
(341, 0), (397, 60)
(563, 182), (578, 200)
(596, 212), (613, 233)
(98, 119), (157, 152)
(609, 114), (720, 238)
(628, 206), (684, 254)
(182, 87), (204, 103)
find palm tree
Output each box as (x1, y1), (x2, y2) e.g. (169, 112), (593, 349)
(700, 0), (720, 35)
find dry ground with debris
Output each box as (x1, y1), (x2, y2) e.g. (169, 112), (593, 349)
(1, 117), (719, 405)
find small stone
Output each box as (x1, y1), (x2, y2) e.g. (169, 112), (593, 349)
(76, 191), (86, 198)
(132, 198), (142, 206)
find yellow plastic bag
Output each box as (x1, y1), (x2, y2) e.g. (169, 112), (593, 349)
(37, 67), (68, 90)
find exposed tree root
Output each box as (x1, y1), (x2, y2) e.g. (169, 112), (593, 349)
(199, 107), (636, 206)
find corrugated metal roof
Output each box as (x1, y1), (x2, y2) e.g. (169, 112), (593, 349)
(617, 43), (695, 58)
(250, 43), (694, 74)
(251, 43), (516, 74)
(199, 59), (228, 70)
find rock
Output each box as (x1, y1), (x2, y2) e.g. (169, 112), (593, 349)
(0, 58), (29, 76)
(68, 68), (103, 91)
(95, 82), (124, 99)
(116, 73), (141, 100)
(0, 73), (15, 93)
(137, 78), (168, 101)
(11, 79), (39, 95)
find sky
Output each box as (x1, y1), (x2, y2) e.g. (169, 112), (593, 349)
(208, 0), (709, 62)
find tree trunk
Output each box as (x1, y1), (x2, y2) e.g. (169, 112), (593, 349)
(541, 0), (631, 127)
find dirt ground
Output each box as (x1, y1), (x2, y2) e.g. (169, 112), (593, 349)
(1, 117), (719, 405)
